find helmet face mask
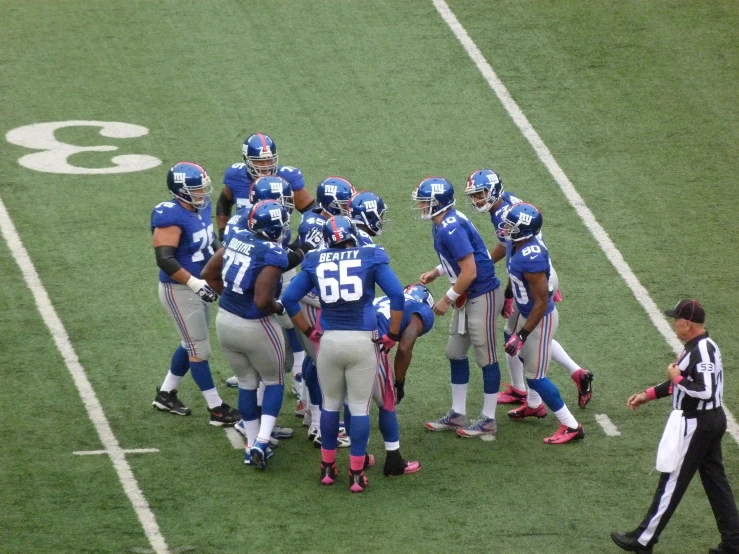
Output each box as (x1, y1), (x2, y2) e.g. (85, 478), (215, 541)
(167, 162), (213, 210)
(411, 177), (456, 220)
(242, 133), (278, 180)
(465, 169), (503, 214)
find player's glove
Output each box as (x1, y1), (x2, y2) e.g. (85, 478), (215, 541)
(394, 380), (405, 404)
(504, 329), (530, 356)
(552, 289), (562, 302)
(501, 298), (515, 319)
(187, 276), (218, 303)
(373, 331), (400, 353)
(303, 227), (323, 249)
(304, 326), (323, 346)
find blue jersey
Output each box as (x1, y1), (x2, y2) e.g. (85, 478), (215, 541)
(222, 163), (305, 210)
(357, 229), (374, 246)
(151, 200), (214, 284)
(490, 191), (523, 245)
(282, 245), (404, 331)
(432, 209), (499, 298)
(297, 209), (327, 247)
(506, 236), (554, 318)
(219, 229), (289, 319)
(374, 296), (434, 338)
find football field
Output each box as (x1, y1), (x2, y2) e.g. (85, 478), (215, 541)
(2, 1), (738, 553)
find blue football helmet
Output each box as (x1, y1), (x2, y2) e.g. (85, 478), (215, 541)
(348, 190), (388, 236)
(465, 169), (503, 214)
(248, 200), (290, 242)
(317, 177), (356, 216)
(250, 175), (294, 213)
(242, 133), (278, 180)
(411, 177), (455, 220)
(167, 162), (213, 209)
(498, 202), (543, 242)
(404, 283), (434, 308)
(323, 215), (358, 248)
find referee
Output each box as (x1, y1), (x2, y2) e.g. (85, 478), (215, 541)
(611, 299), (739, 554)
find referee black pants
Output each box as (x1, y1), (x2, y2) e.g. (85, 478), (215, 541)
(635, 408), (739, 552)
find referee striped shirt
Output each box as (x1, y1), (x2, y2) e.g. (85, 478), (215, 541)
(650, 332), (723, 413)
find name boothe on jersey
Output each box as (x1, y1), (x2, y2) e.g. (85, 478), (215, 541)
(218, 229), (289, 320)
(506, 236), (554, 318)
(222, 164), (305, 210)
(432, 208), (499, 298)
(151, 201), (214, 284)
(283, 245), (401, 331)
(490, 191), (523, 244)
(374, 295), (434, 337)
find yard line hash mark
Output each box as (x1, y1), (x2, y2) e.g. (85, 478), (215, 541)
(433, 0), (739, 445)
(0, 197), (170, 554)
(74, 449), (160, 456)
(595, 414), (621, 437)
(225, 427), (245, 450)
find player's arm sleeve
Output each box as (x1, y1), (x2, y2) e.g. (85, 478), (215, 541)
(154, 245), (182, 276)
(375, 264), (404, 311)
(282, 271), (313, 316)
(216, 188), (234, 217)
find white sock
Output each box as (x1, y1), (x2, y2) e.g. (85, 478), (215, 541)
(257, 381), (265, 405)
(292, 351), (305, 375)
(451, 384), (468, 415)
(244, 418), (260, 447)
(506, 354), (526, 391)
(202, 388), (223, 409)
(553, 405), (578, 429)
(528, 389), (543, 409)
(385, 441), (400, 451)
(550, 340), (579, 375)
(300, 380), (308, 404)
(160, 371), (183, 393)
(310, 404), (321, 428)
(257, 414), (277, 444)
(482, 393), (498, 419)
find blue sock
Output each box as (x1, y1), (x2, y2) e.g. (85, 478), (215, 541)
(378, 408), (399, 443)
(304, 358), (322, 408)
(527, 377), (565, 412)
(238, 388), (259, 421)
(170, 345), (190, 377)
(450, 358), (470, 384)
(286, 328), (304, 354)
(343, 404), (352, 435)
(349, 414), (370, 457)
(320, 410), (340, 451)
(189, 360), (216, 392)
(481, 361), (501, 394)
(262, 384), (284, 418)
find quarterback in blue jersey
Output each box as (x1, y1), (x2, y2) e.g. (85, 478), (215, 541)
(282, 216), (404, 493)
(371, 284), (434, 476)
(500, 203), (584, 444)
(465, 168), (593, 410)
(413, 177), (503, 438)
(215, 133), (315, 241)
(151, 162), (239, 426)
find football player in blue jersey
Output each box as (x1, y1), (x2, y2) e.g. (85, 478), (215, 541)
(413, 177), (503, 438)
(371, 283), (434, 476)
(215, 133), (315, 241)
(151, 162), (239, 426)
(294, 177), (357, 445)
(465, 169), (594, 412)
(499, 203), (584, 444)
(282, 216), (405, 493)
(348, 190), (388, 246)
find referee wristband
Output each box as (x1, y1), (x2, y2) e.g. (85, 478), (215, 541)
(436, 264), (447, 276)
(446, 288), (460, 302)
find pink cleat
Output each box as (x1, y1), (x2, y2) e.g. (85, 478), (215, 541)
(543, 424), (585, 445)
(508, 401), (548, 420)
(572, 369), (594, 408)
(498, 384), (527, 404)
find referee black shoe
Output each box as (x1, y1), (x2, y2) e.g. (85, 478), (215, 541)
(610, 531), (652, 554)
(152, 387), (191, 416)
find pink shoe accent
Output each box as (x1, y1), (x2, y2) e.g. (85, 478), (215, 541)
(364, 453), (375, 469)
(403, 460), (421, 474)
(552, 289), (563, 302)
(321, 448), (336, 464)
(507, 401), (548, 420)
(498, 384), (527, 404)
(543, 424), (585, 445)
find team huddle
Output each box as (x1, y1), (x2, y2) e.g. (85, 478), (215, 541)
(149, 133), (594, 493)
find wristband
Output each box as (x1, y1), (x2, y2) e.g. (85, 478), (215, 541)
(446, 288), (460, 302)
(517, 328), (531, 341)
(186, 276), (203, 293)
(436, 264), (447, 276)
(387, 331), (401, 342)
(504, 285), (513, 299)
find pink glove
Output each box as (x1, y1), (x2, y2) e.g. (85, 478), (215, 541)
(305, 326), (322, 346)
(504, 332), (525, 356)
(552, 289), (562, 302)
(501, 297), (514, 318)
(373, 332), (399, 353)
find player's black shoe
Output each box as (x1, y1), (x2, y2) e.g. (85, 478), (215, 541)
(208, 402), (240, 427)
(383, 450), (421, 476)
(152, 387), (191, 416)
(349, 469), (368, 493)
(320, 462), (337, 486)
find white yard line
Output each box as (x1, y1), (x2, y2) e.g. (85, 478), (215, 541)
(0, 198), (170, 554)
(433, 0), (739, 445)
(225, 427), (245, 450)
(595, 414), (621, 437)
(74, 449), (160, 456)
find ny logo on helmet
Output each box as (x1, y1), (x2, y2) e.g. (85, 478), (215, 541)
(518, 213), (533, 225)
(173, 172), (187, 184)
(269, 208), (282, 221)
(364, 200), (378, 211)
(487, 173), (500, 185)
(430, 183), (445, 194)
(325, 185), (338, 195)
(270, 182), (282, 193)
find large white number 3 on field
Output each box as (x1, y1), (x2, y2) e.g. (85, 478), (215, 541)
(5, 120), (162, 174)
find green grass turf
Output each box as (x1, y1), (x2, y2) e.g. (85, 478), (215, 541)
(1, 1), (738, 552)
